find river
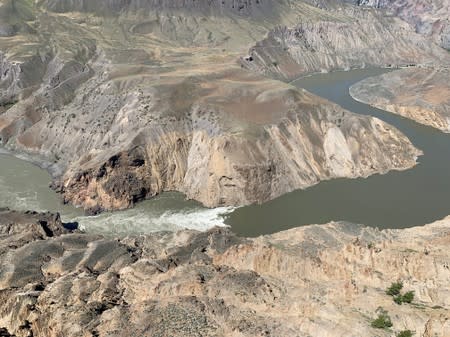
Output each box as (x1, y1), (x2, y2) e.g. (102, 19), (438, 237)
(227, 68), (450, 236)
(1, 68), (449, 236)
(0, 152), (232, 235)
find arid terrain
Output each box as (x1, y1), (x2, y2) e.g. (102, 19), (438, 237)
(0, 0), (448, 213)
(351, 67), (450, 132)
(0, 209), (449, 337)
(1, 0), (450, 336)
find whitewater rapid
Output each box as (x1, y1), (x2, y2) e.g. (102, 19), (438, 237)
(0, 153), (232, 235)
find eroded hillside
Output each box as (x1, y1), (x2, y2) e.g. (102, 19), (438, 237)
(0, 209), (449, 337)
(0, 0), (447, 212)
(350, 68), (450, 132)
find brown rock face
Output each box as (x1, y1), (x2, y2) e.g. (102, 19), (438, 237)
(0, 209), (449, 336)
(0, 208), (71, 246)
(242, 6), (450, 81)
(0, 0), (441, 213)
(54, 79), (420, 213)
(350, 68), (450, 132)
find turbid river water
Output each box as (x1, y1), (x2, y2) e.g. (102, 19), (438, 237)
(1, 68), (450, 236)
(0, 152), (233, 235)
(228, 68), (450, 236)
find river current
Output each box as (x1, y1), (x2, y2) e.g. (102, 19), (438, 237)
(228, 68), (450, 235)
(1, 68), (449, 236)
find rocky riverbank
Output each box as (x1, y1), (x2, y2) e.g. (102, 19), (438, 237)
(0, 0), (439, 214)
(350, 67), (450, 132)
(0, 209), (449, 336)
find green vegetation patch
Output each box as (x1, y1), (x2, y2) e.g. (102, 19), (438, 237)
(386, 282), (415, 304)
(371, 309), (393, 329)
(386, 281), (403, 296)
(401, 291), (415, 304)
(397, 330), (413, 337)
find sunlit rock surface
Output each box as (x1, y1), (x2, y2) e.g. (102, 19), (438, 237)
(0, 209), (449, 337)
(0, 0), (428, 212)
(243, 5), (450, 80)
(350, 68), (450, 132)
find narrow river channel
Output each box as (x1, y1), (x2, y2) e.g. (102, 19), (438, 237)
(0, 152), (232, 235)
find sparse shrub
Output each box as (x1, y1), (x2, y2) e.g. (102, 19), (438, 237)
(394, 295), (403, 305)
(397, 330), (413, 337)
(401, 291), (415, 304)
(371, 310), (393, 329)
(0, 100), (17, 108)
(389, 283), (414, 305)
(386, 282), (403, 296)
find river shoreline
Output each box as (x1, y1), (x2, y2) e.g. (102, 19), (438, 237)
(227, 68), (450, 236)
(2, 68), (448, 237)
(0, 208), (449, 336)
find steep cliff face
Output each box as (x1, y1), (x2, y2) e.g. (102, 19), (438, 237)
(350, 68), (450, 132)
(0, 209), (449, 336)
(304, 0), (450, 50)
(243, 6), (450, 80)
(356, 0), (450, 50)
(44, 73), (419, 213)
(0, 0), (427, 212)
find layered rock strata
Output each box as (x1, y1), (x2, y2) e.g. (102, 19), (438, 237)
(0, 209), (449, 336)
(242, 6), (450, 80)
(350, 68), (450, 132)
(356, 0), (450, 50)
(0, 0), (441, 212)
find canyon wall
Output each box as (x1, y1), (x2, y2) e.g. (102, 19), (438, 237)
(0, 209), (449, 336)
(242, 5), (450, 80)
(0, 0), (443, 212)
(358, 0), (450, 50)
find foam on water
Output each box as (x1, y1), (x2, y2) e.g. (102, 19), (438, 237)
(73, 205), (234, 235)
(1, 153), (233, 235)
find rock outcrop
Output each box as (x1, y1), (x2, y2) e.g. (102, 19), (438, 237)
(350, 68), (450, 132)
(242, 5), (450, 80)
(0, 0), (426, 213)
(51, 77), (420, 213)
(0, 209), (449, 336)
(356, 0), (450, 50)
